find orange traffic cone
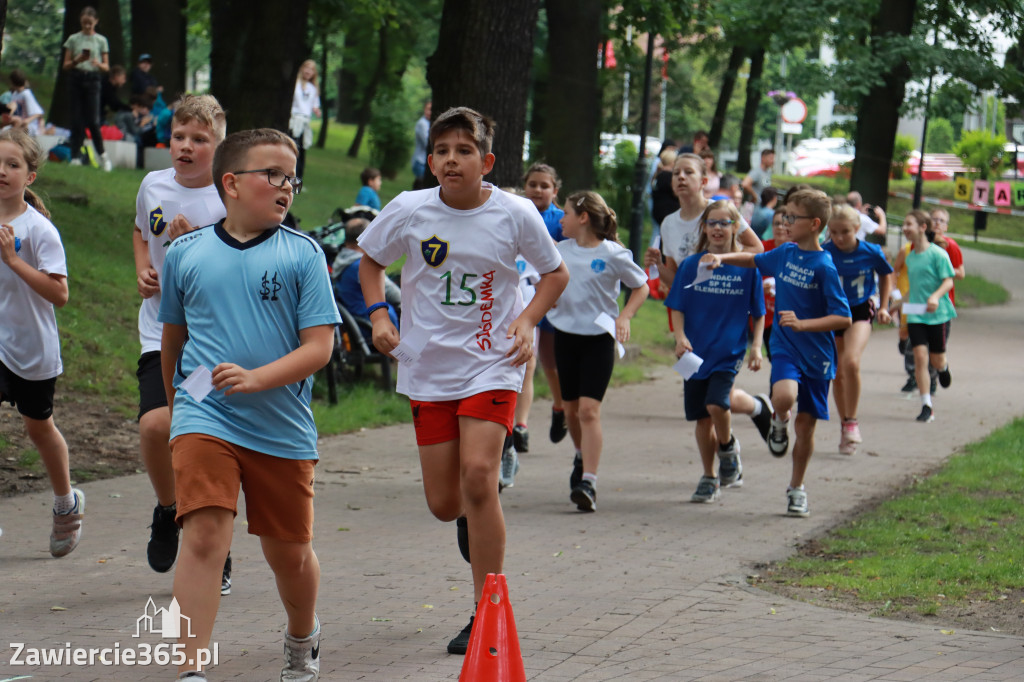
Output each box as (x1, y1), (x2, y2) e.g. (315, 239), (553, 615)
(459, 573), (526, 681)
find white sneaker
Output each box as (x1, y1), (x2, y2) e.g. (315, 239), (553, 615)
(499, 443), (519, 489)
(100, 153), (113, 172)
(50, 488), (85, 557)
(281, 615), (320, 681)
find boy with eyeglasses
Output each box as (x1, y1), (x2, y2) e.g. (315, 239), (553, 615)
(702, 189), (851, 517)
(159, 128), (339, 681)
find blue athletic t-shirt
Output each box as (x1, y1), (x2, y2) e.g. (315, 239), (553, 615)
(540, 203), (566, 242)
(664, 253), (765, 379)
(823, 239), (893, 306)
(158, 221), (341, 460)
(753, 243), (850, 380)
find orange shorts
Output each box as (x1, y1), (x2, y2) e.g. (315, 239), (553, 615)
(410, 390), (516, 446)
(171, 433), (316, 543)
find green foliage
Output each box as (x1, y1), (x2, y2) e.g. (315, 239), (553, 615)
(368, 86), (414, 180)
(891, 133), (916, 179)
(953, 129), (1008, 179)
(3, 0), (64, 74)
(597, 139), (637, 222)
(925, 118), (955, 153)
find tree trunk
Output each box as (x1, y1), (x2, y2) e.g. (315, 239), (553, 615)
(425, 0), (541, 188)
(736, 46), (765, 174)
(542, 0), (601, 194)
(0, 1), (7, 57)
(347, 22), (388, 158)
(209, 0), (309, 133)
(130, 0), (187, 100)
(850, 0), (918, 210)
(707, 45), (745, 151)
(51, 0), (124, 128)
(315, 31), (330, 149)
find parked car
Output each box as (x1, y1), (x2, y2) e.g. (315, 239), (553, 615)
(598, 133), (662, 166)
(787, 137), (855, 177)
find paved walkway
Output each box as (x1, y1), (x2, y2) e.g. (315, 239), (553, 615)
(2, 248), (1022, 681)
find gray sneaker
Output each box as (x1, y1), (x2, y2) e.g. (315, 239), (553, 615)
(50, 488), (85, 557)
(178, 672), (208, 680)
(282, 615), (320, 681)
(768, 418), (789, 458)
(690, 476), (721, 503)
(787, 488), (809, 517)
(499, 443), (519, 489)
(717, 438), (743, 488)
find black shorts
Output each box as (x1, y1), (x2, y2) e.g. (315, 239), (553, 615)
(683, 371), (736, 421)
(907, 322), (948, 354)
(553, 330), (615, 402)
(137, 351), (169, 419)
(0, 359), (57, 420)
(835, 299), (876, 338)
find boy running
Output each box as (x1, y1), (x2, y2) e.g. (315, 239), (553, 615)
(358, 107), (568, 654)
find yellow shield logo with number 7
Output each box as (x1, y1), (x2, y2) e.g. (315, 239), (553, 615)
(421, 235), (449, 268)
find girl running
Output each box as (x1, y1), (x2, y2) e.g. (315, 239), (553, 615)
(547, 191), (649, 511)
(901, 210), (955, 423)
(522, 163), (569, 445)
(823, 205), (893, 453)
(0, 128), (84, 556)
(664, 201), (766, 502)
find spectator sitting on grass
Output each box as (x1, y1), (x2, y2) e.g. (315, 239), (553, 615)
(355, 167), (382, 210)
(332, 217), (400, 334)
(102, 65), (134, 139)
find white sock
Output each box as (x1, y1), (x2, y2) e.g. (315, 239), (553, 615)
(749, 399), (762, 417)
(787, 485), (805, 492)
(53, 492), (75, 514)
(582, 472), (597, 485)
(921, 393), (933, 408)
(771, 414), (788, 428)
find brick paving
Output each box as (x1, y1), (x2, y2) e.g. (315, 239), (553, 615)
(1, 248), (1022, 681)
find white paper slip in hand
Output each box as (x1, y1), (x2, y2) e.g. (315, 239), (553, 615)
(902, 303), (928, 315)
(673, 352), (704, 380)
(685, 262), (714, 288)
(180, 365), (215, 402)
(391, 326), (433, 365)
(594, 312), (626, 359)
(162, 200), (182, 224)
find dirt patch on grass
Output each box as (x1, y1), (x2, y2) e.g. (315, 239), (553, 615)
(0, 391), (140, 497)
(750, 542), (1024, 637)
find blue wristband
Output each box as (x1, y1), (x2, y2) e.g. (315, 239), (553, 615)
(366, 302), (389, 317)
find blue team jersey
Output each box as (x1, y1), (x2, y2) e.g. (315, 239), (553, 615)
(753, 243), (850, 380)
(158, 222), (341, 460)
(540, 203), (566, 242)
(664, 253), (765, 379)
(823, 239), (893, 306)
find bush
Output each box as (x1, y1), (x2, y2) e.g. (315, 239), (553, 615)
(368, 87), (414, 180)
(596, 139), (638, 221)
(925, 118), (955, 154)
(953, 130), (1008, 179)
(891, 133), (916, 179)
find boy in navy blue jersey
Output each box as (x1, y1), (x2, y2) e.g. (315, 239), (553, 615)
(159, 128), (339, 681)
(702, 189), (850, 517)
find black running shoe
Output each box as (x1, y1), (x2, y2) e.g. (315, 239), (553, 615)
(447, 615), (474, 655)
(221, 553), (232, 596)
(570, 479), (596, 512)
(512, 424), (529, 453)
(569, 452), (583, 490)
(456, 516), (470, 564)
(751, 394), (773, 443)
(550, 409), (567, 443)
(938, 366), (951, 389)
(916, 405), (934, 423)
(147, 503), (179, 573)
(900, 376), (917, 393)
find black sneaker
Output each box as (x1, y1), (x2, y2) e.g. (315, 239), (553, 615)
(768, 419), (789, 458)
(929, 371), (938, 395)
(447, 615), (474, 655)
(900, 376), (917, 393)
(147, 503), (179, 573)
(512, 424), (529, 453)
(570, 479), (596, 512)
(221, 553), (232, 596)
(550, 409), (567, 443)
(751, 394), (773, 443)
(916, 405), (934, 423)
(938, 366), (951, 389)
(456, 516), (470, 564)
(569, 452), (583, 490)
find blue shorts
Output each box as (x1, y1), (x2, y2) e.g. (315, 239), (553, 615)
(683, 371), (735, 421)
(770, 352), (831, 421)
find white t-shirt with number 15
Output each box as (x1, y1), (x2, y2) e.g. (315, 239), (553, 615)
(358, 184), (562, 402)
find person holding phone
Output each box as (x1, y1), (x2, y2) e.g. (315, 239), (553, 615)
(61, 6), (112, 171)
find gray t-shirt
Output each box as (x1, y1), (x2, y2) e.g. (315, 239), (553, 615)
(63, 32), (109, 72)
(745, 166), (773, 198)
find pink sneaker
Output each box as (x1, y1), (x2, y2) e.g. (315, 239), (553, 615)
(838, 438), (856, 455)
(842, 419), (862, 444)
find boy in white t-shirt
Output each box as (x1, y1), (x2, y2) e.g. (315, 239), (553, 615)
(131, 95), (230, 583)
(358, 107), (569, 655)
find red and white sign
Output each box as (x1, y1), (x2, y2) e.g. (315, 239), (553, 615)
(781, 98), (808, 124)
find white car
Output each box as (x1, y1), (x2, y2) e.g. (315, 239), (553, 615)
(599, 133), (663, 167)
(788, 137), (855, 177)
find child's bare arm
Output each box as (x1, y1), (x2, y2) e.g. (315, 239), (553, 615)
(161, 322), (188, 417)
(507, 261), (569, 366)
(927, 277), (954, 312)
(876, 273), (893, 324)
(359, 255), (401, 356)
(738, 228), (765, 254)
(211, 324), (334, 396)
(616, 281), (649, 343)
(670, 310), (691, 358)
(0, 225), (68, 307)
(701, 251), (757, 269)
(133, 227), (160, 298)
(776, 311), (851, 333)
(748, 315), (764, 371)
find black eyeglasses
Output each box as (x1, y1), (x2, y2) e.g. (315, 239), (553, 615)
(781, 214), (814, 225)
(233, 168), (303, 195)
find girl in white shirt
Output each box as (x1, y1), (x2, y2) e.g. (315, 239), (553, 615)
(0, 129), (84, 557)
(289, 59), (321, 179)
(547, 191), (649, 511)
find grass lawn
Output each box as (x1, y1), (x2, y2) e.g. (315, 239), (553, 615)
(957, 239), (1024, 260)
(758, 417), (1024, 618)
